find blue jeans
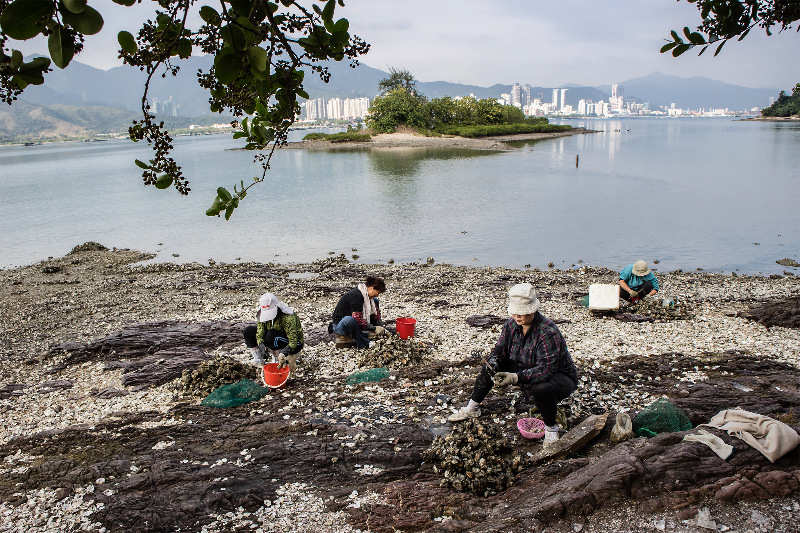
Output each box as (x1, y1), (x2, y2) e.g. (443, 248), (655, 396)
(333, 316), (370, 349)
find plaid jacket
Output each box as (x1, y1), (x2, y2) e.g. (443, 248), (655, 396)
(490, 313), (578, 389)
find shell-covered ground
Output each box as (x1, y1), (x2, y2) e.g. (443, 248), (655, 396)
(1, 245), (799, 532)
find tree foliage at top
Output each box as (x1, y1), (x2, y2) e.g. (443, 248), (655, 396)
(761, 83), (800, 116)
(662, 0), (800, 57)
(0, 0), (369, 219)
(377, 66), (417, 96)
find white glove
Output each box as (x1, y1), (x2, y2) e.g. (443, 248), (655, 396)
(493, 372), (518, 388)
(278, 353), (296, 373)
(374, 326), (386, 335)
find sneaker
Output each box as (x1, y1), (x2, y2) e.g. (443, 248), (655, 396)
(448, 404), (481, 422)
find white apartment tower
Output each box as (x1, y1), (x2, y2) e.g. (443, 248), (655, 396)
(560, 88), (568, 112)
(552, 88), (559, 110)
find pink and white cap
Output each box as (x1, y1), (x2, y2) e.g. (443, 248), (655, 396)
(256, 293), (294, 322)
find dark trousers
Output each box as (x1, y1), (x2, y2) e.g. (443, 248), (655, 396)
(471, 360), (577, 426)
(619, 280), (655, 302)
(243, 325), (303, 354)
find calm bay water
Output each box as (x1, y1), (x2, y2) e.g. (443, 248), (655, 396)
(1, 118), (798, 274)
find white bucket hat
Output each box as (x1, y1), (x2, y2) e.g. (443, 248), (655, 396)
(257, 293), (293, 322)
(508, 283), (540, 315)
(632, 260), (651, 276)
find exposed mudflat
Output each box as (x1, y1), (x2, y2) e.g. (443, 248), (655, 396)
(1, 246), (799, 532)
(277, 129), (593, 151)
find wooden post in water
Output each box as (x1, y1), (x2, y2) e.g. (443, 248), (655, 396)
(576, 155), (579, 168)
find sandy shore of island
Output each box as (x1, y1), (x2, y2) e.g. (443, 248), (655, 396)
(278, 129), (594, 151)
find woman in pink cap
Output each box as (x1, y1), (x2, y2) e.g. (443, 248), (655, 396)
(243, 293), (303, 371)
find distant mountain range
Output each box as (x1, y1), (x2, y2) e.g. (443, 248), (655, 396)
(20, 55), (780, 113)
(5, 55), (782, 141)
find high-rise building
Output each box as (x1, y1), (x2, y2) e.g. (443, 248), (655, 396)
(521, 84), (531, 108)
(510, 84), (522, 107)
(552, 89), (559, 110)
(612, 84), (623, 98)
(152, 97), (159, 113)
(560, 89), (568, 112)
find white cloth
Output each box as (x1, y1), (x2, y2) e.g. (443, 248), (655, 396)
(357, 283), (377, 322)
(702, 409), (799, 463)
(683, 429), (734, 460)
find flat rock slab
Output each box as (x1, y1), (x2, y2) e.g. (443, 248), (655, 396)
(739, 296), (800, 329)
(529, 412), (609, 463)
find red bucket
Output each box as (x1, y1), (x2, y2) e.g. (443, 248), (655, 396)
(395, 317), (416, 339)
(262, 362), (290, 389)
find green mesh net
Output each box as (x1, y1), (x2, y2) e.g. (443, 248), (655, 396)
(200, 379), (270, 408)
(633, 398), (693, 437)
(346, 367), (390, 384)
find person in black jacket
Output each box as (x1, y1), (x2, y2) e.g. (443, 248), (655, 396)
(331, 275), (386, 349)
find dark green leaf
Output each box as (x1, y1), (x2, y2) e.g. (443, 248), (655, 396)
(698, 45), (709, 56)
(297, 88), (309, 99)
(220, 24), (246, 48)
(12, 76), (29, 90)
(214, 49), (242, 84)
(10, 50), (23, 70)
(688, 32), (705, 44)
(230, 0), (252, 17)
(217, 187), (232, 202)
(248, 46), (268, 71)
(224, 204), (235, 220)
(61, 0), (87, 14)
(233, 131), (247, 139)
(19, 56), (51, 72)
(155, 174), (173, 189)
(118, 31), (137, 54)
(672, 44), (691, 57)
(322, 0), (335, 22)
(177, 38), (192, 59)
(206, 207), (221, 217)
(61, 5), (104, 35)
(112, 0), (137, 5)
(660, 42), (678, 53)
(670, 30), (681, 42)
(0, 0), (54, 40)
(312, 4), (322, 15)
(714, 40), (726, 56)
(199, 6), (221, 24)
(683, 26), (692, 40)
(48, 24), (76, 69)
(333, 18), (349, 33)
(134, 159), (150, 169)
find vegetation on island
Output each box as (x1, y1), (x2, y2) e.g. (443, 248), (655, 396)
(0, 0), (369, 219)
(761, 83), (800, 117)
(302, 124), (371, 142)
(365, 69), (571, 137)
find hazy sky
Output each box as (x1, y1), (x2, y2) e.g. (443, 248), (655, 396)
(12, 0), (799, 90)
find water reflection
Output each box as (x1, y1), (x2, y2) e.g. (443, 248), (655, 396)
(366, 147), (495, 177)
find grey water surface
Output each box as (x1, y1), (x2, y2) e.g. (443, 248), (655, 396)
(1, 118), (797, 274)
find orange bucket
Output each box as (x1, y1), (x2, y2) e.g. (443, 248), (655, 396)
(262, 362), (290, 389)
(395, 317), (416, 339)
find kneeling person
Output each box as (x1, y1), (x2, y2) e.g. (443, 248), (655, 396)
(243, 293), (303, 372)
(331, 275), (386, 349)
(448, 284), (579, 445)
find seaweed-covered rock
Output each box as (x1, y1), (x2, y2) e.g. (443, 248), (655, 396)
(180, 356), (259, 397)
(422, 418), (523, 497)
(739, 296), (800, 329)
(356, 336), (432, 369)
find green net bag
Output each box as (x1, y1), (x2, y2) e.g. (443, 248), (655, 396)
(633, 398), (693, 437)
(346, 367), (389, 384)
(200, 379), (270, 408)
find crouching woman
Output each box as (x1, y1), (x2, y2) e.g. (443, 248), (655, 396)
(243, 293), (303, 372)
(448, 283), (579, 445)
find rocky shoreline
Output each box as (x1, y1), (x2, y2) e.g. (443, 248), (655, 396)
(276, 129), (593, 151)
(1, 245), (799, 532)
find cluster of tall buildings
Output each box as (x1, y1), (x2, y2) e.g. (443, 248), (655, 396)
(151, 96), (180, 117)
(302, 97), (370, 121)
(500, 83), (533, 108)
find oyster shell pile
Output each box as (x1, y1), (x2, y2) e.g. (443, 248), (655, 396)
(356, 336), (432, 369)
(422, 419), (524, 497)
(628, 297), (694, 321)
(180, 356), (259, 397)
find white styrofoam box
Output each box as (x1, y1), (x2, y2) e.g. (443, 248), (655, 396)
(589, 284), (620, 310)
